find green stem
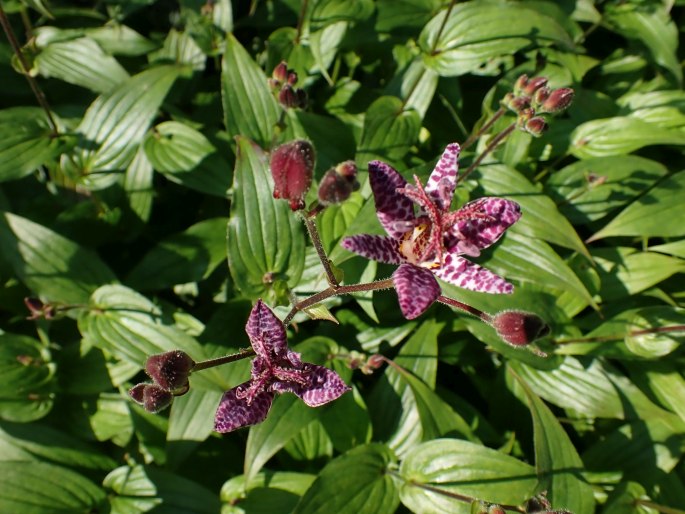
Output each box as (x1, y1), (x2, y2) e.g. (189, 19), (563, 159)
(457, 122), (516, 184)
(462, 107), (506, 151)
(556, 325), (685, 345)
(191, 348), (255, 372)
(437, 295), (490, 322)
(0, 4), (59, 135)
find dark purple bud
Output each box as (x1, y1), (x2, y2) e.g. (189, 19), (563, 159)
(272, 61), (288, 84)
(491, 310), (550, 347)
(317, 160), (359, 205)
(145, 350), (195, 392)
(514, 74), (529, 95)
(524, 117), (548, 137)
(525, 495), (552, 513)
(286, 71), (298, 86)
(541, 87), (574, 113)
(143, 384), (174, 413)
(523, 76), (548, 96)
(271, 140), (315, 210)
(532, 86), (551, 107)
(278, 85), (299, 109)
(129, 383), (147, 404)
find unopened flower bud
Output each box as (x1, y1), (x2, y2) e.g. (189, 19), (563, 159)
(532, 86), (550, 107)
(278, 85), (299, 108)
(296, 88), (308, 109)
(514, 74), (529, 95)
(317, 160), (359, 205)
(523, 76), (548, 96)
(524, 117), (548, 137)
(492, 310), (550, 347)
(488, 505), (506, 514)
(145, 350), (195, 392)
(287, 71), (298, 86)
(143, 384), (174, 413)
(128, 383), (147, 404)
(271, 140), (315, 210)
(272, 61), (288, 84)
(525, 495), (552, 513)
(541, 87), (574, 114)
(24, 297), (56, 320)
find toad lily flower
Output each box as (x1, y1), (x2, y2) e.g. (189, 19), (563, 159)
(341, 143), (521, 319)
(214, 300), (350, 433)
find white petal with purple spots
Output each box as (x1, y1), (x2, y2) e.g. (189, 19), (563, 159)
(368, 160), (416, 239)
(341, 234), (403, 264)
(426, 143), (460, 211)
(270, 364), (351, 407)
(245, 299), (289, 360)
(434, 254), (513, 294)
(446, 198), (521, 252)
(214, 383), (274, 433)
(392, 263), (441, 319)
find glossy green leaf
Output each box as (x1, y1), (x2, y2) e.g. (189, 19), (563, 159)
(294, 443), (399, 514)
(104, 464), (220, 514)
(320, 386), (372, 453)
(85, 24), (157, 56)
(590, 170), (685, 240)
(474, 164), (588, 255)
(514, 371), (595, 514)
(69, 65), (181, 189)
(591, 247), (685, 301)
(0, 107), (64, 182)
(634, 362), (685, 426)
(0, 333), (55, 422)
(375, 0), (443, 31)
(388, 57), (438, 119)
(547, 156), (668, 224)
(624, 307), (685, 358)
(222, 34), (280, 146)
(0, 461), (105, 514)
(227, 137), (305, 298)
(419, 2), (573, 77)
(123, 146), (154, 223)
(602, 482), (656, 514)
(399, 439), (537, 514)
(126, 217), (229, 290)
(357, 96), (421, 166)
(0, 212), (116, 304)
(143, 121), (232, 196)
(620, 90), (685, 129)
(650, 239), (685, 259)
(78, 285), (227, 390)
(604, 3), (681, 84)
(570, 117), (685, 159)
(0, 421), (116, 469)
(222, 471), (316, 514)
(35, 36), (129, 93)
(244, 395), (318, 485)
(151, 28), (205, 70)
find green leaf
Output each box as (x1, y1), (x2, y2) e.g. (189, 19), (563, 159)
(151, 28), (205, 70)
(0, 107), (64, 182)
(375, 0), (443, 32)
(591, 247), (685, 301)
(604, 3), (681, 85)
(419, 2), (573, 77)
(633, 362), (685, 426)
(35, 36), (129, 93)
(69, 64), (181, 189)
(78, 285), (227, 390)
(0, 461), (105, 514)
(244, 395), (318, 485)
(357, 96), (421, 166)
(143, 121), (232, 196)
(221, 471), (316, 514)
(227, 137), (305, 299)
(126, 217), (229, 290)
(123, 146), (154, 223)
(0, 212), (117, 304)
(399, 439), (537, 514)
(547, 156), (668, 224)
(294, 444), (399, 514)
(319, 386), (372, 453)
(387, 57), (439, 119)
(0, 421), (116, 470)
(570, 117), (685, 159)
(0, 333), (55, 422)
(624, 307), (685, 358)
(513, 370), (595, 514)
(222, 34), (280, 147)
(104, 464), (221, 514)
(620, 90), (685, 130)
(589, 170), (685, 240)
(473, 164), (588, 256)
(602, 482), (656, 514)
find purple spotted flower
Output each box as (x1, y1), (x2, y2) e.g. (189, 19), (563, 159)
(341, 143), (521, 319)
(214, 299), (350, 433)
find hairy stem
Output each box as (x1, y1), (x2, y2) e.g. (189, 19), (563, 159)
(303, 214), (339, 287)
(192, 348), (256, 372)
(437, 295), (490, 322)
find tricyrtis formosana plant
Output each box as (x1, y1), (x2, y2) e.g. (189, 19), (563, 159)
(3, 2), (685, 514)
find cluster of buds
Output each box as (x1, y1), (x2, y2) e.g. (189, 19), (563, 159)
(269, 61), (307, 109)
(502, 74), (574, 137)
(317, 160), (360, 206)
(24, 297), (57, 320)
(345, 352), (385, 375)
(129, 350), (195, 413)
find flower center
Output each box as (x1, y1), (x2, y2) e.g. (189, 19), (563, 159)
(398, 223), (440, 268)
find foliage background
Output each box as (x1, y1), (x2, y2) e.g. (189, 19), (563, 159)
(0, 0), (684, 513)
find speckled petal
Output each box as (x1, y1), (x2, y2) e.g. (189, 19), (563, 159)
(369, 160), (416, 239)
(392, 263), (441, 319)
(341, 234), (403, 264)
(270, 364), (350, 407)
(447, 198), (521, 252)
(426, 143), (460, 211)
(245, 299), (288, 360)
(434, 253), (514, 294)
(214, 382), (274, 433)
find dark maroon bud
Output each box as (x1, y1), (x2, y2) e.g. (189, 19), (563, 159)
(532, 86), (550, 107)
(366, 354), (385, 369)
(523, 76), (548, 96)
(541, 87), (574, 113)
(286, 71), (298, 86)
(524, 116), (548, 137)
(145, 350), (195, 392)
(295, 88), (308, 109)
(272, 61), (288, 84)
(335, 160), (358, 180)
(317, 160), (359, 205)
(525, 495), (552, 513)
(278, 85), (299, 109)
(129, 383), (147, 404)
(514, 74), (529, 95)
(143, 384), (174, 413)
(271, 140), (315, 211)
(492, 310), (550, 347)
